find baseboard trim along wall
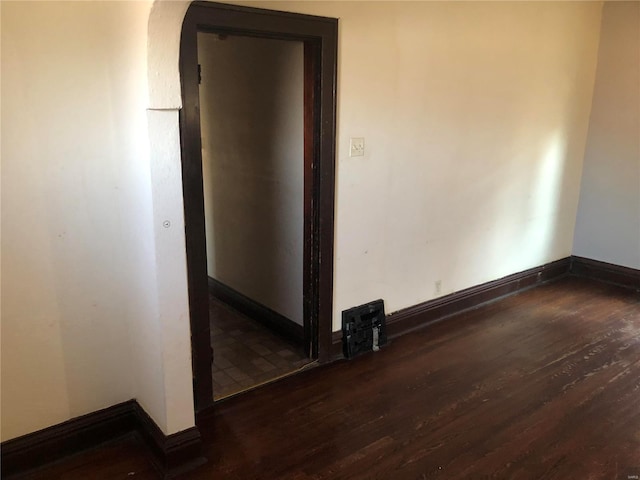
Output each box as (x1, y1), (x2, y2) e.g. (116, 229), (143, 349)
(208, 276), (304, 347)
(386, 257), (572, 340)
(133, 402), (205, 478)
(331, 257), (572, 356)
(332, 255), (640, 358)
(570, 256), (640, 291)
(4, 256), (637, 477)
(0, 400), (205, 479)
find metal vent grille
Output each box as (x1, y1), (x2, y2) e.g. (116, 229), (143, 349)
(342, 299), (387, 359)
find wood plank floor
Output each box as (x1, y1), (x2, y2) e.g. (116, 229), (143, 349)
(13, 277), (640, 479)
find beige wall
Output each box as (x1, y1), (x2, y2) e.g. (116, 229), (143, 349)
(241, 1), (602, 323)
(1, 0), (608, 442)
(573, 1), (640, 269)
(0, 0), (191, 441)
(199, 33), (304, 325)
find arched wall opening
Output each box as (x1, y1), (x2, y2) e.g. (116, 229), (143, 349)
(144, 0), (338, 427)
(144, 0), (195, 435)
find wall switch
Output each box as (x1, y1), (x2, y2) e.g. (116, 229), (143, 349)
(350, 137), (365, 157)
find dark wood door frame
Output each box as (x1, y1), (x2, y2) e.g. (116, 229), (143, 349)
(179, 1), (338, 413)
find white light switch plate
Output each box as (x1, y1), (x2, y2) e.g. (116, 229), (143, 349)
(350, 137), (365, 157)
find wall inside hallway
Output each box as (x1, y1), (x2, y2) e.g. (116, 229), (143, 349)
(199, 33), (304, 325)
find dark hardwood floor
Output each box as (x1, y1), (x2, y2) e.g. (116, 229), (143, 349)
(12, 277), (640, 479)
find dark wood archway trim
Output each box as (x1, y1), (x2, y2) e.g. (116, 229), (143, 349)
(179, 2), (337, 413)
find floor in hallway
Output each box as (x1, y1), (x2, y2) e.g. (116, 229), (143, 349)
(209, 295), (312, 399)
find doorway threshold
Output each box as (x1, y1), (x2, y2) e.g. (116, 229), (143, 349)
(214, 360), (318, 402)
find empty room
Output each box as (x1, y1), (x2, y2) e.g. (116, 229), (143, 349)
(1, 0), (638, 479)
